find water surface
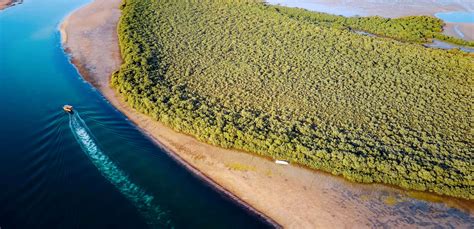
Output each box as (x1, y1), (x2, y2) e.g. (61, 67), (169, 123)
(424, 39), (474, 53)
(1, 1), (473, 228)
(436, 11), (474, 23)
(0, 0), (273, 228)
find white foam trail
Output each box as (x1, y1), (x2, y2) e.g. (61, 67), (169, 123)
(69, 112), (170, 228)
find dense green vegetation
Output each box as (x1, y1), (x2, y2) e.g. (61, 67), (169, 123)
(113, 0), (474, 199)
(270, 5), (474, 47)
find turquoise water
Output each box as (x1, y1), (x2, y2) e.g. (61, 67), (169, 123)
(0, 0), (273, 228)
(435, 11), (474, 23)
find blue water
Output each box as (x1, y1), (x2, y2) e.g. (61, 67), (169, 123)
(435, 11), (474, 23)
(0, 0), (273, 228)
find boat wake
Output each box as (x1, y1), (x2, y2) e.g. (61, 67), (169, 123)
(68, 111), (170, 228)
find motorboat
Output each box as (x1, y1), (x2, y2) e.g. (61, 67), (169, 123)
(63, 105), (73, 113)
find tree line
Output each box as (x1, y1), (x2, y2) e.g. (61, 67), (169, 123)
(113, 0), (473, 199)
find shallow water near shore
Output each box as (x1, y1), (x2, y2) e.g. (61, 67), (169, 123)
(436, 11), (474, 23)
(1, 0), (474, 228)
(0, 0), (273, 228)
(424, 39), (474, 53)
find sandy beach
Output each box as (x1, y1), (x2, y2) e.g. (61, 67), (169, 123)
(61, 0), (474, 228)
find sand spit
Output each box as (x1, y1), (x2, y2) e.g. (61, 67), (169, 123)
(61, 0), (474, 228)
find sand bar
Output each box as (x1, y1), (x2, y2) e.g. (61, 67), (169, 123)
(61, 0), (474, 228)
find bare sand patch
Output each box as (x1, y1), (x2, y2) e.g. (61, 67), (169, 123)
(0, 0), (18, 10)
(444, 23), (474, 41)
(61, 0), (474, 228)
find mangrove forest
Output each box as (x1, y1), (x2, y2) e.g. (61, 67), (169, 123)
(112, 0), (474, 199)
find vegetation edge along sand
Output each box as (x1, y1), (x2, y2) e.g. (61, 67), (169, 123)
(113, 0), (472, 199)
(60, 0), (473, 227)
(59, 0), (280, 227)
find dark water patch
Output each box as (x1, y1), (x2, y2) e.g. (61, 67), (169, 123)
(69, 111), (172, 227)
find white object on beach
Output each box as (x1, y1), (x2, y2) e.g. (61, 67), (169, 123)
(275, 160), (289, 165)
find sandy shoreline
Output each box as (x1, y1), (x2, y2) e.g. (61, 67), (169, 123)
(61, 0), (474, 228)
(0, 0), (18, 10)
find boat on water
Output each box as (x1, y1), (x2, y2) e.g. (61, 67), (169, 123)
(63, 105), (73, 113)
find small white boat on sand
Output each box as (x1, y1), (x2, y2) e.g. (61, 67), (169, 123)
(275, 160), (289, 165)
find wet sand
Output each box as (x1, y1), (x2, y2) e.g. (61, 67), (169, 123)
(267, 0), (474, 41)
(444, 23), (474, 40)
(61, 0), (474, 228)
